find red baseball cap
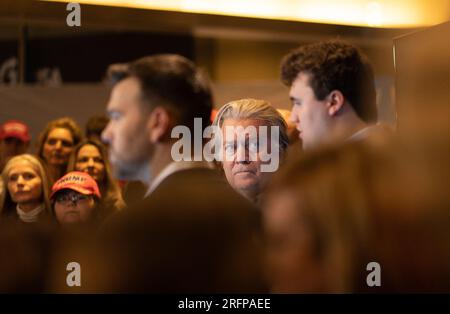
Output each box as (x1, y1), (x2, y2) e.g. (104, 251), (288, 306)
(51, 171), (101, 199)
(0, 120), (31, 142)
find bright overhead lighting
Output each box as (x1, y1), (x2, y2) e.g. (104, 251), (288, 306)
(41, 0), (450, 28)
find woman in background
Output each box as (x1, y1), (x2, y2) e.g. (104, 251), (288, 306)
(36, 117), (82, 185)
(51, 171), (107, 228)
(0, 154), (52, 224)
(67, 139), (125, 213)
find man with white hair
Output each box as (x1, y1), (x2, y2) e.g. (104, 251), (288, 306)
(213, 98), (289, 204)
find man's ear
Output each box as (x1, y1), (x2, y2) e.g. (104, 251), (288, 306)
(147, 107), (171, 144)
(326, 90), (345, 117)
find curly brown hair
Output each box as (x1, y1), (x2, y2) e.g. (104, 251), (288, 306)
(280, 40), (377, 123)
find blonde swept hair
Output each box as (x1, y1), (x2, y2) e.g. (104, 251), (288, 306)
(212, 98), (289, 153)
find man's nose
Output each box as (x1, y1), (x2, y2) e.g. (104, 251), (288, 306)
(235, 146), (251, 163)
(289, 110), (298, 123)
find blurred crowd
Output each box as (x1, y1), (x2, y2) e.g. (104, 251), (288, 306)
(0, 39), (449, 293)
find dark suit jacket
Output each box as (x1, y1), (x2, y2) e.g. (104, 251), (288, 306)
(89, 167), (267, 293)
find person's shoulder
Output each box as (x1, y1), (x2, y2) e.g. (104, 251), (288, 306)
(349, 123), (394, 143)
(157, 167), (231, 192)
(97, 205), (130, 232)
(165, 167), (224, 182)
(151, 167), (258, 212)
(99, 167), (258, 232)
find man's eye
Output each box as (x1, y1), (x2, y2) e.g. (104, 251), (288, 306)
(224, 144), (235, 154)
(78, 157), (89, 163)
(291, 98), (301, 106)
(94, 158), (103, 163)
(109, 112), (122, 120)
(248, 142), (258, 152)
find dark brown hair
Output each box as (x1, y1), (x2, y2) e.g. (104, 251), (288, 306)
(36, 117), (83, 160)
(85, 115), (109, 140)
(112, 54), (213, 130)
(281, 40), (377, 123)
(67, 138), (125, 212)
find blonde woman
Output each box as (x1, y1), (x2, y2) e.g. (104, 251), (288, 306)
(0, 154), (52, 224)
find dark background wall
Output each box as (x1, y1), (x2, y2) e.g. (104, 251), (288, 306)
(25, 32), (194, 82)
(1, 0), (426, 143)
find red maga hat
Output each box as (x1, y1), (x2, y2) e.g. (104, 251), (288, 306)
(51, 171), (101, 199)
(0, 120), (31, 142)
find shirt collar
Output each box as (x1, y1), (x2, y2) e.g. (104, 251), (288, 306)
(144, 161), (212, 198)
(347, 125), (379, 142)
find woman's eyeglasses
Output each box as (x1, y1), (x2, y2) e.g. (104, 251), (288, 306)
(55, 193), (92, 205)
